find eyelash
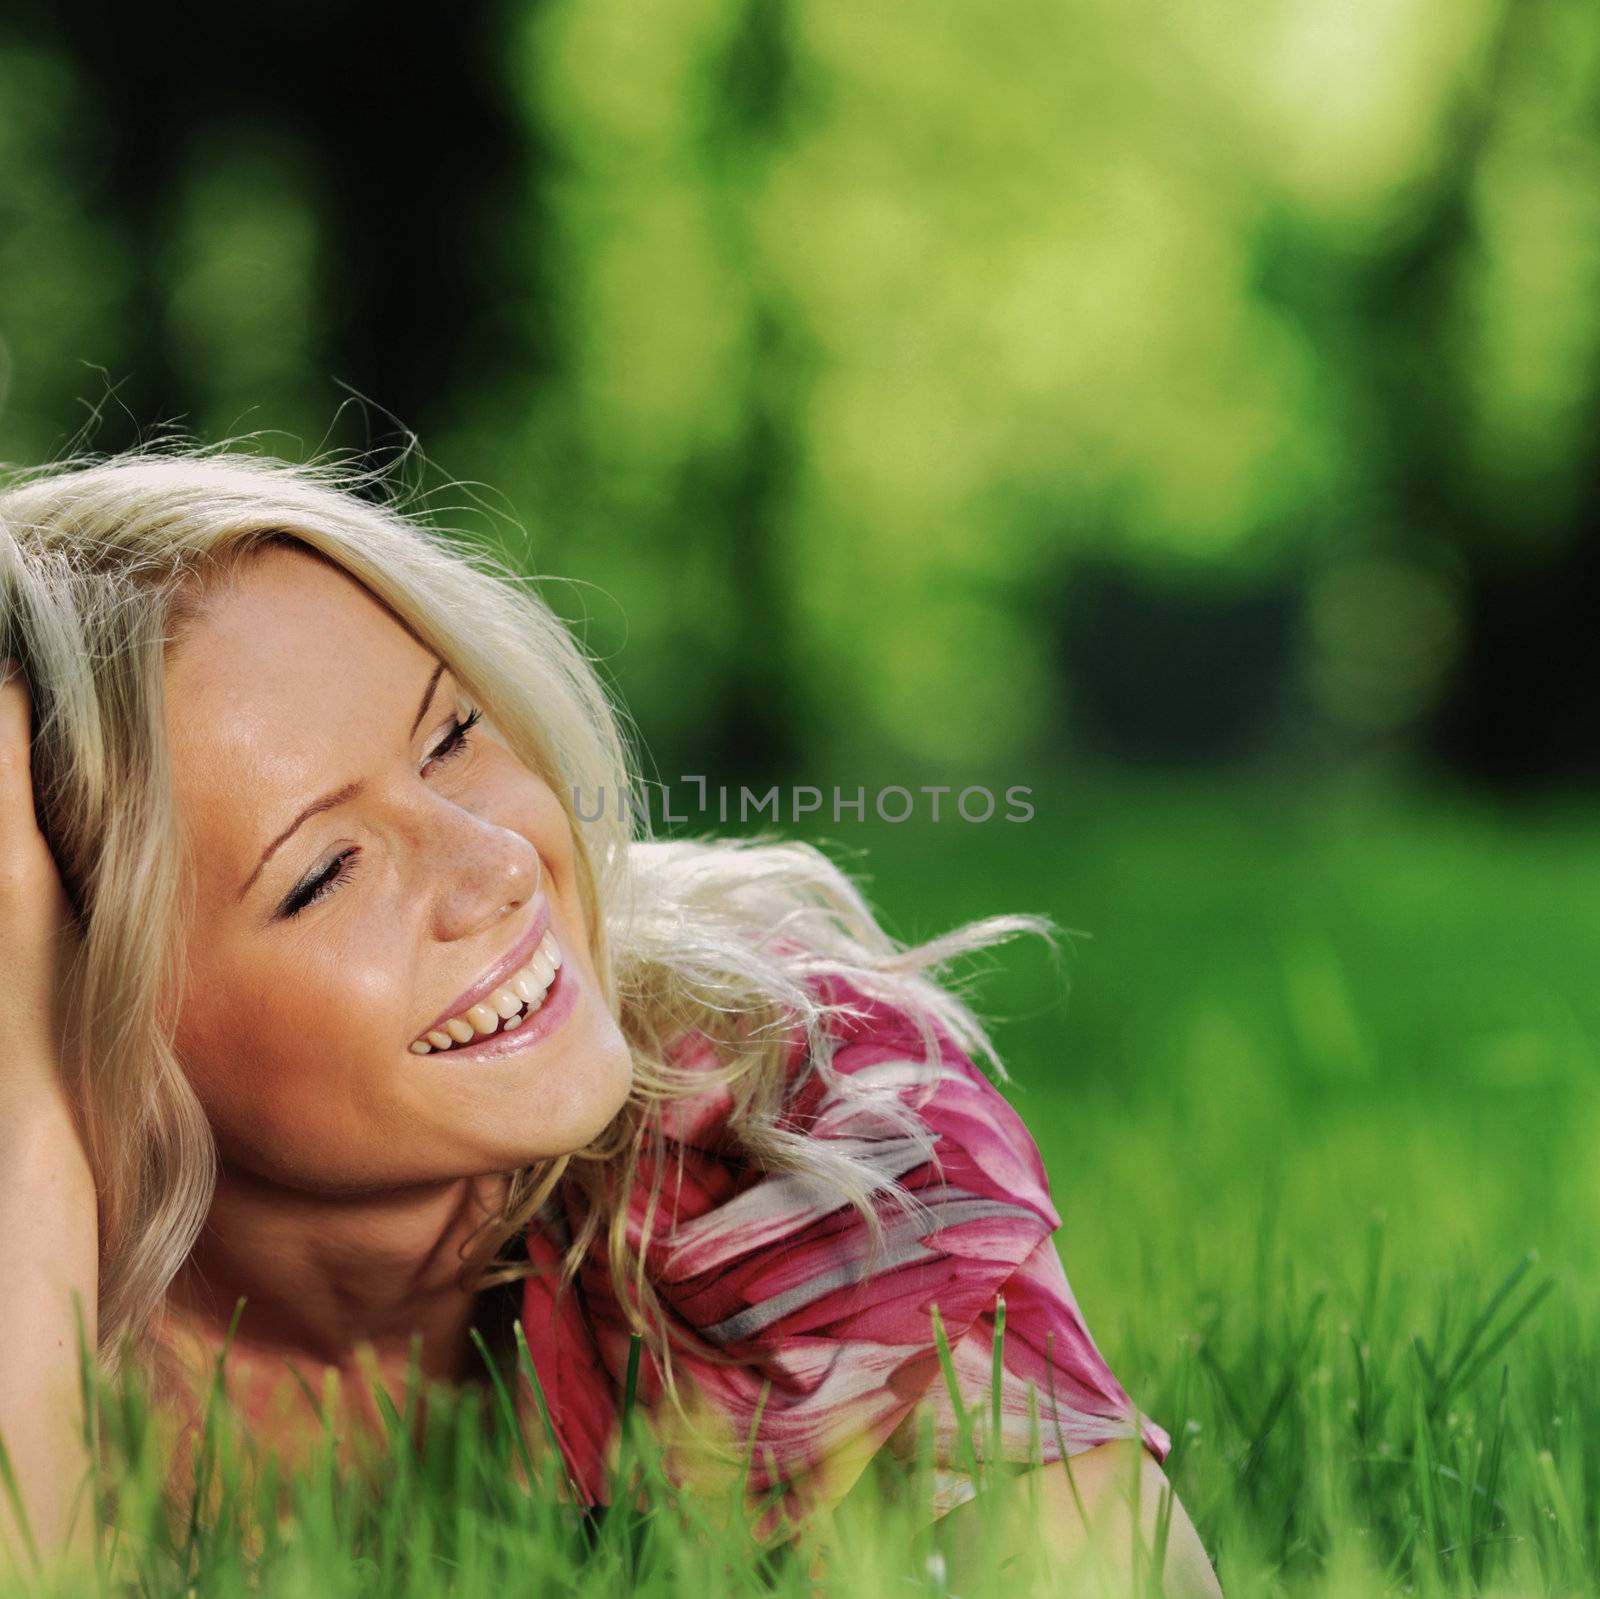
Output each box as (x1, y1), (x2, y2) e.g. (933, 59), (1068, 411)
(279, 708), (484, 920)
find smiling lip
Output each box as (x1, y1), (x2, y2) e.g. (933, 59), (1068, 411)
(416, 899), (552, 1042)
(414, 955), (580, 1064)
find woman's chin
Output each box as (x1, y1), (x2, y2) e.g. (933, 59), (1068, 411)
(469, 1033), (635, 1166)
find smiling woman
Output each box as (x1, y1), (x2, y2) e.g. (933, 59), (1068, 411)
(160, 543), (633, 1206)
(0, 447), (1221, 1596)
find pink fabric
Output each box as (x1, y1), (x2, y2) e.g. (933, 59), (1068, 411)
(519, 971), (1170, 1529)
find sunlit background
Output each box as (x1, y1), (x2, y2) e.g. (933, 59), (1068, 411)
(4, 5), (1600, 1585)
(7, 1), (1599, 786)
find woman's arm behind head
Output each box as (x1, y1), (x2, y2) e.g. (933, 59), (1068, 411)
(0, 658), (100, 1580)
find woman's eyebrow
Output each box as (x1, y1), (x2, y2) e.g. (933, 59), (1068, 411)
(235, 659), (449, 904)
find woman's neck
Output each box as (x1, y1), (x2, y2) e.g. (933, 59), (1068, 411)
(166, 1166), (515, 1390)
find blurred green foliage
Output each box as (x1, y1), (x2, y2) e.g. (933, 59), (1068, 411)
(0, 2), (1597, 778)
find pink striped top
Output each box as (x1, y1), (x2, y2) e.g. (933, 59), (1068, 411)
(519, 970), (1170, 1534)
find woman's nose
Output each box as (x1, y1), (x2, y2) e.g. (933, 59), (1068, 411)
(426, 821), (543, 939)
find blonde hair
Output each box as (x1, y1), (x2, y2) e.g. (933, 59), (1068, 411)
(0, 444), (1060, 1416)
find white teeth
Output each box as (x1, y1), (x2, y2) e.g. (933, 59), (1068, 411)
(465, 1003), (503, 1036)
(410, 927), (565, 1053)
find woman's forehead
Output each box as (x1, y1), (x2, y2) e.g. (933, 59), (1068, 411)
(163, 551), (441, 878)
(174, 548), (410, 679)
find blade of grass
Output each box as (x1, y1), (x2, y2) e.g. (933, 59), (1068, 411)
(0, 1425), (41, 1577)
(181, 1294), (247, 1575)
(1438, 1252), (1535, 1397)
(1412, 1386), (1441, 1564)
(69, 1289), (105, 1589)
(467, 1324), (540, 1502)
(732, 1379), (778, 1543)
(620, 1331), (643, 1443)
(1043, 1331), (1108, 1599)
(510, 1319), (585, 1509)
(1194, 1342), (1250, 1438)
(400, 1330), (424, 1435)
(990, 1293), (1007, 1489)
(1123, 1417), (1149, 1596)
(1411, 1332), (1441, 1410)
(1147, 1475), (1177, 1599)
(369, 1378), (412, 1459)
(281, 1359), (326, 1427)
(612, 1329), (644, 1498)
(930, 1304), (982, 1487)
(1470, 1364), (1511, 1588)
(1452, 1277), (1556, 1398)
(1162, 1338), (1194, 1480)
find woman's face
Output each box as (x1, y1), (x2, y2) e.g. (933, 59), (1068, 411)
(163, 543), (634, 1192)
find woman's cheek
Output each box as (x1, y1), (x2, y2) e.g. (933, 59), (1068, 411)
(180, 967), (339, 1121)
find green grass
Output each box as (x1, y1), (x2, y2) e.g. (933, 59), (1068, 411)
(8, 769), (1600, 1597)
(794, 768), (1600, 1595)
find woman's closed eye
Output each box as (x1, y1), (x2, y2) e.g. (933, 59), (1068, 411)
(276, 707), (485, 921)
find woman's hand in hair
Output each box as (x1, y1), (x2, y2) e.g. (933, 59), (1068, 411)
(0, 656), (98, 1580)
(0, 658), (85, 1112)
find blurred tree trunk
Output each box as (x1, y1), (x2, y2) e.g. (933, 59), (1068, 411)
(15, 0), (547, 466)
(1354, 1), (1600, 790)
(686, 0), (811, 784)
